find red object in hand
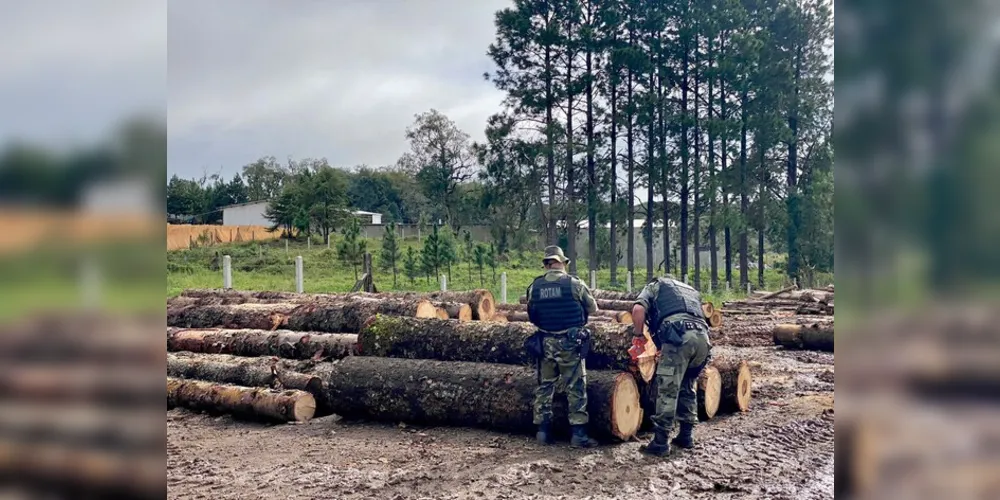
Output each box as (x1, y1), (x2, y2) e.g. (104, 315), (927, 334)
(628, 337), (646, 360)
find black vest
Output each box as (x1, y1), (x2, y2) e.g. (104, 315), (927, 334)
(651, 278), (704, 331)
(527, 274), (586, 332)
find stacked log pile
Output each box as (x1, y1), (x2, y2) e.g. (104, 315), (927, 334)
(166, 286), (754, 442)
(0, 314), (163, 498)
(711, 285), (834, 348)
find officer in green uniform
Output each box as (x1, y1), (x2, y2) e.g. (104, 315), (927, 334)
(525, 246), (599, 448)
(631, 275), (712, 456)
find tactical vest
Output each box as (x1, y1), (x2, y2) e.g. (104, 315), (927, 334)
(527, 274), (586, 332)
(651, 278), (704, 331)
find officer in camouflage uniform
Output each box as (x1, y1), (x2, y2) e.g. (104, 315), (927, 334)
(631, 275), (712, 456)
(525, 246), (599, 448)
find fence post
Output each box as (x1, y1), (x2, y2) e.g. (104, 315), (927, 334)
(327, 234), (331, 249)
(285, 238), (289, 255)
(307, 237), (311, 250)
(626, 272), (633, 292)
(590, 270), (596, 290)
(295, 256), (304, 293)
(80, 256), (101, 309)
(222, 255), (232, 289)
(747, 283), (751, 295)
(501, 272), (508, 304)
(440, 274), (447, 292)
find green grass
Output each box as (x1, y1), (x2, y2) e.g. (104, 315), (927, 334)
(167, 237), (821, 306)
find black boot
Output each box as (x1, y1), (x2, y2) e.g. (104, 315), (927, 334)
(536, 421), (553, 445)
(640, 429), (670, 457)
(570, 425), (598, 448)
(671, 422), (695, 449)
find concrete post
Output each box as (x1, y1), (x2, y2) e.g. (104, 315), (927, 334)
(501, 272), (508, 304)
(295, 256), (304, 293)
(222, 255), (232, 289)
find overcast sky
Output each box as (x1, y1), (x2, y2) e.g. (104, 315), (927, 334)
(168, 0), (511, 180)
(0, 1), (165, 150)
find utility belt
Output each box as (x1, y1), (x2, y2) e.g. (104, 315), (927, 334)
(523, 326), (592, 359)
(654, 313), (708, 348)
(523, 327), (591, 384)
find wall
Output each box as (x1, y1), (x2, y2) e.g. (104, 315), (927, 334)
(222, 202), (270, 227)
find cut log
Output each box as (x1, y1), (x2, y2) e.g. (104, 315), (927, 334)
(167, 299), (437, 333)
(176, 288), (496, 320)
(312, 357), (641, 441)
(421, 290), (495, 320)
(712, 357), (752, 413)
(773, 323), (835, 352)
(432, 302), (473, 321)
(167, 352), (321, 393)
(0, 440), (163, 497)
(488, 314), (509, 323)
(435, 308), (450, 320)
(638, 365), (721, 426)
(697, 365), (722, 420)
(167, 377), (315, 423)
(701, 301), (716, 318)
(0, 366), (161, 406)
(166, 327), (359, 360)
(708, 310), (723, 328)
(759, 285), (798, 300)
(357, 316), (645, 378)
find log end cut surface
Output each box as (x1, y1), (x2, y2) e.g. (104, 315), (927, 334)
(435, 308), (450, 320)
(415, 300), (439, 319)
(708, 310), (723, 328)
(697, 365), (722, 420)
(735, 362), (752, 412)
(610, 373), (643, 440)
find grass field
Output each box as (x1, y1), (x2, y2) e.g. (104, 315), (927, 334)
(167, 237), (825, 307)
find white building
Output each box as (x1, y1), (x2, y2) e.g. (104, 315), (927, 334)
(222, 200), (271, 226)
(220, 200), (382, 226)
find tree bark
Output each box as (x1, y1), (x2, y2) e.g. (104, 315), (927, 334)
(166, 327), (358, 360)
(311, 357), (641, 441)
(167, 377), (315, 423)
(167, 352), (321, 393)
(433, 302), (473, 321)
(175, 288), (495, 321)
(167, 299), (436, 333)
(712, 357), (752, 413)
(357, 316), (642, 374)
(773, 323), (834, 352)
(609, 37), (619, 285)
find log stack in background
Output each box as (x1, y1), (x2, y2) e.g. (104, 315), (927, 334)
(0, 314), (163, 498)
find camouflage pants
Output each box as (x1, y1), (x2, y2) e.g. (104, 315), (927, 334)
(533, 334), (589, 426)
(650, 326), (711, 433)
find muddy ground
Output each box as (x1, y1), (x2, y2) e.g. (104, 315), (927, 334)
(167, 318), (835, 500)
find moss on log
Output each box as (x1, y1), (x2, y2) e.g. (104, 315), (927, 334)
(357, 316), (639, 373)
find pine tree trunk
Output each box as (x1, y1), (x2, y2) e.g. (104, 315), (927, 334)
(680, 39), (690, 284)
(586, 32), (598, 273)
(739, 89), (750, 289)
(693, 39), (702, 292)
(646, 69), (656, 283)
(310, 357), (642, 441)
(659, 56), (670, 279)
(167, 377), (315, 423)
(758, 146), (766, 289)
(708, 37), (719, 292)
(357, 316), (643, 374)
(609, 46), (619, 285)
(626, 35), (636, 279)
(166, 327), (358, 360)
(546, 46), (557, 245)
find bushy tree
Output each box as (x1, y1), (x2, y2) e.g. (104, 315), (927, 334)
(337, 216), (367, 280)
(380, 221), (401, 286)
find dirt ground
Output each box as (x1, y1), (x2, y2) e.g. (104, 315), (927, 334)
(167, 334), (834, 500)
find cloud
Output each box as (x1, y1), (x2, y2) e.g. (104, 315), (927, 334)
(168, 0), (510, 179)
(0, 1), (165, 148)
